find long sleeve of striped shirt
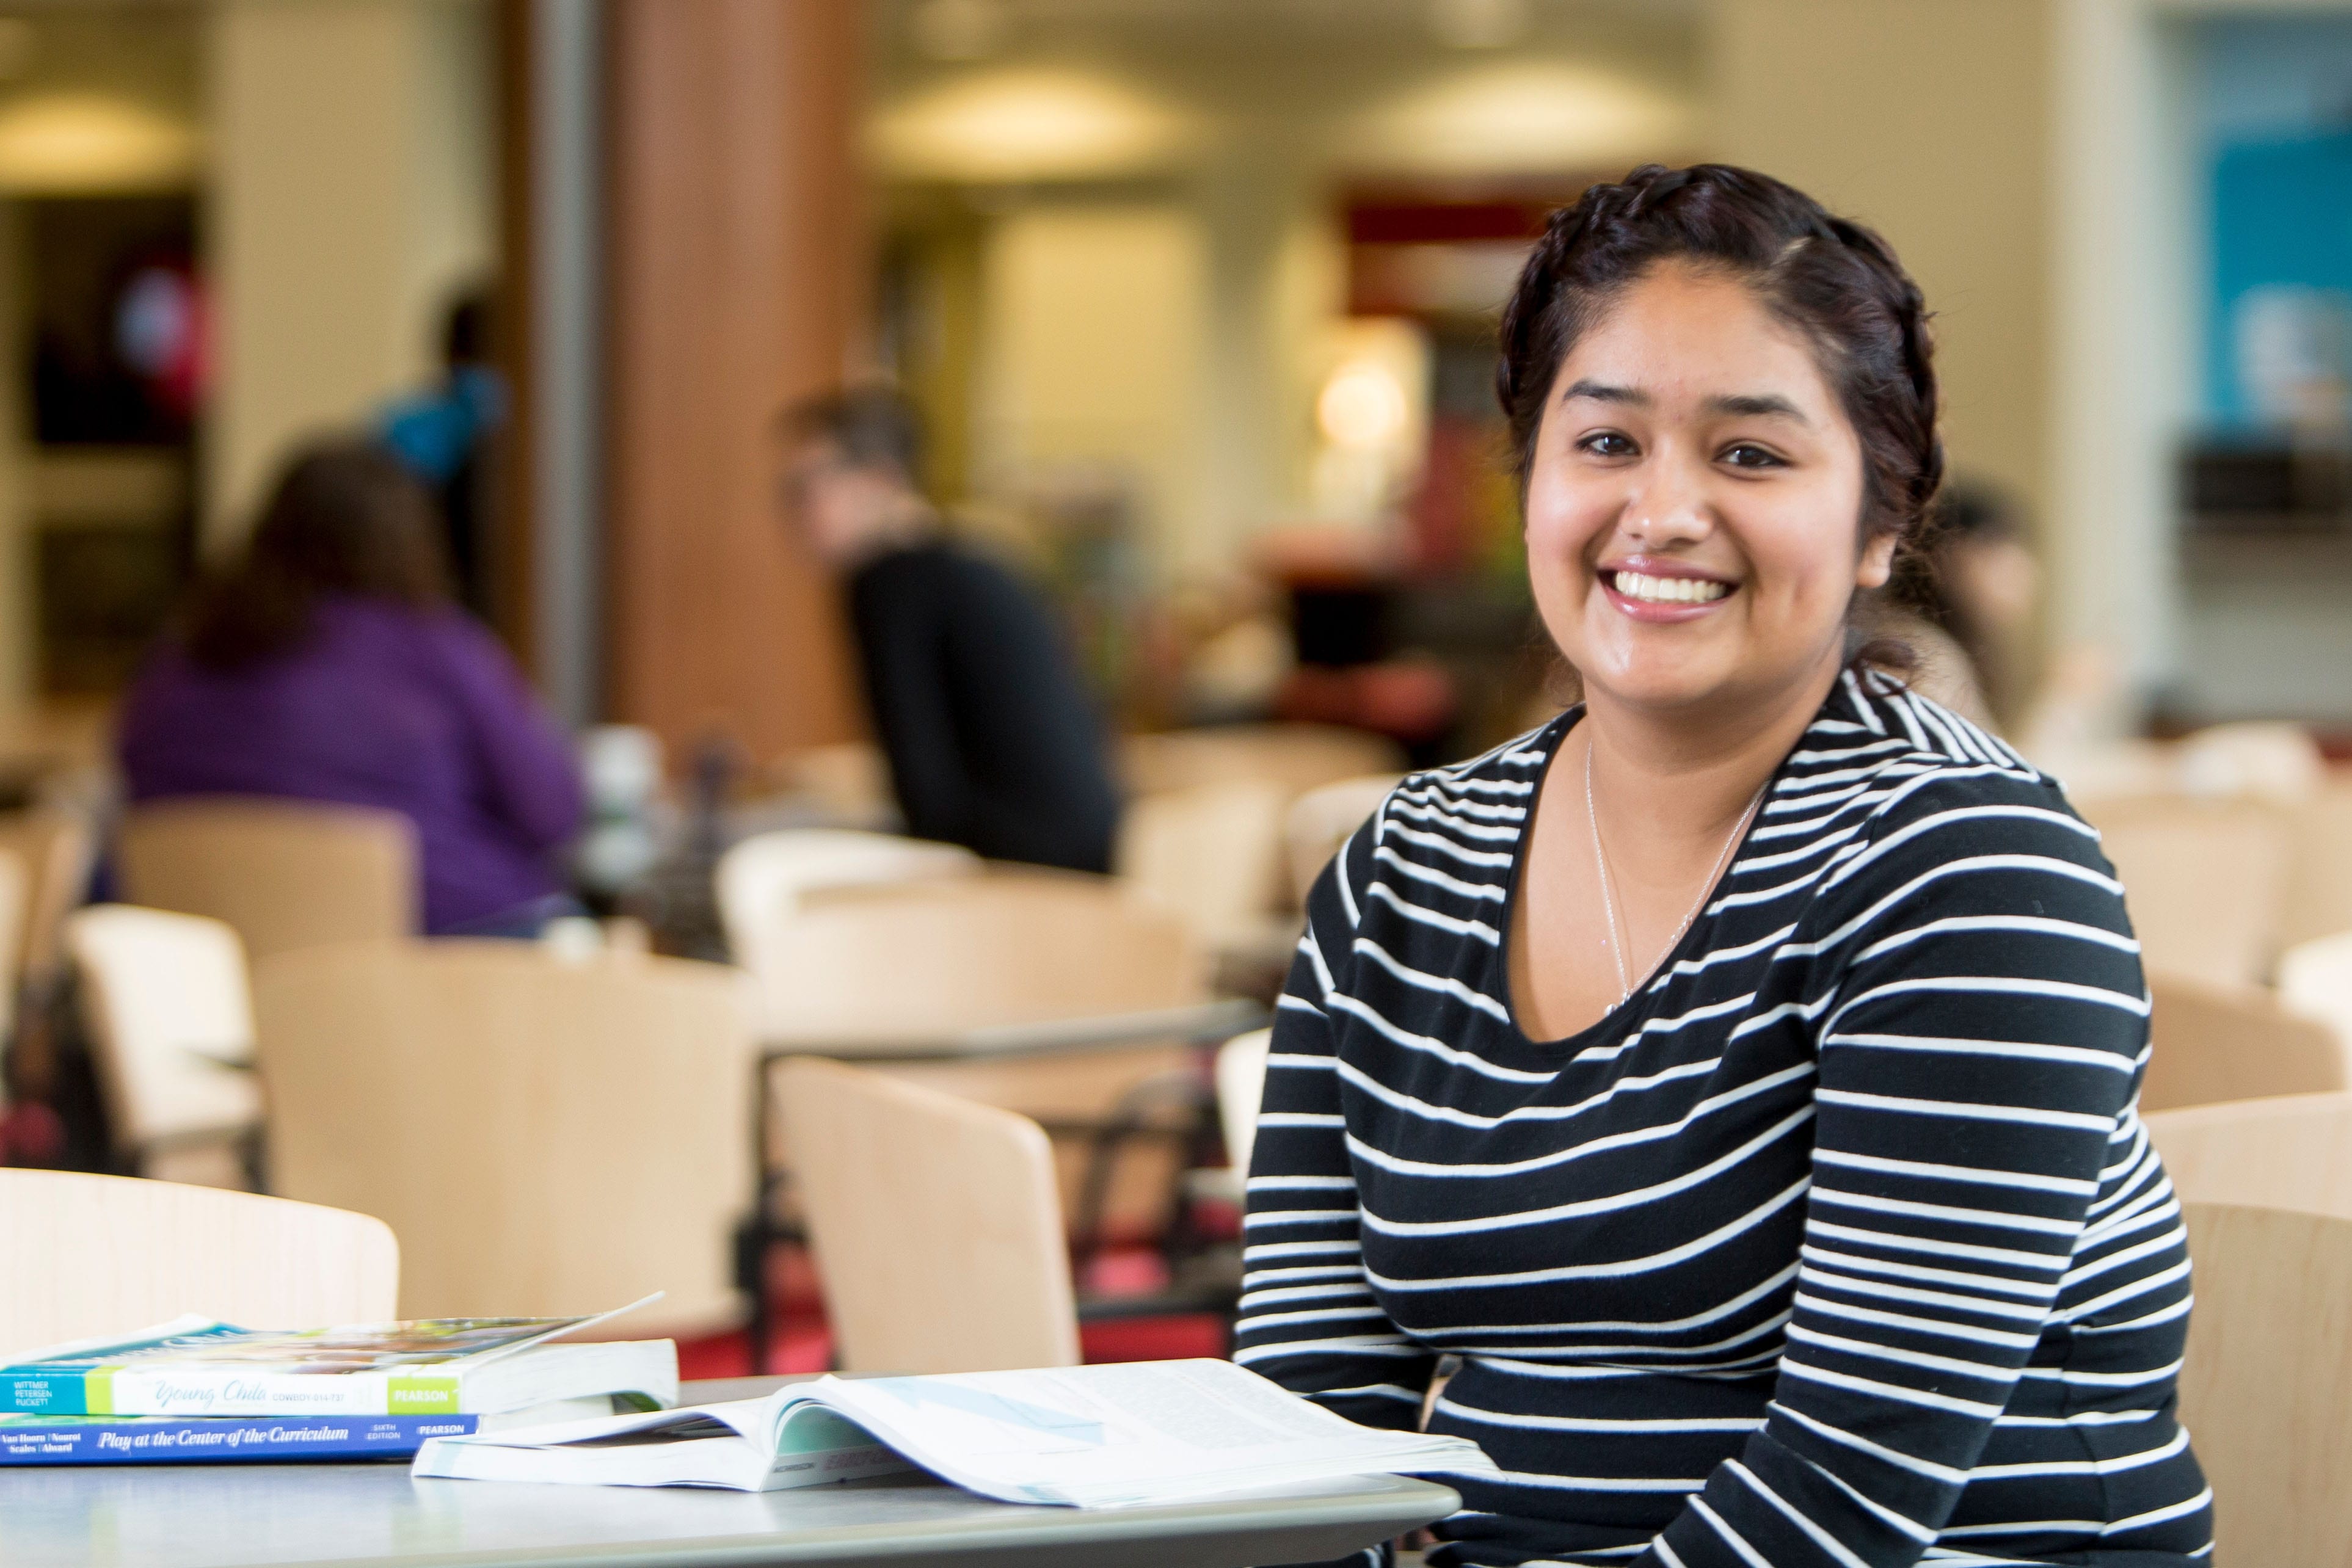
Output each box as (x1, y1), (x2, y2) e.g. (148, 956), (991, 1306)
(1240, 822), (1440, 1438)
(1231, 680), (2208, 1568)
(1636, 771), (2175, 1566)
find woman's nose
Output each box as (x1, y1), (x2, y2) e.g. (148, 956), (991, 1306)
(1621, 458), (1716, 546)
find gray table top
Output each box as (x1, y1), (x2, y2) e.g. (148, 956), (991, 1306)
(0, 1379), (1458, 1568)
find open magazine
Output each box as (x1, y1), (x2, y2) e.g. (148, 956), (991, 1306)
(414, 1359), (1495, 1508)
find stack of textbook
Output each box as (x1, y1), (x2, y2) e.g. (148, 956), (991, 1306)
(0, 1301), (677, 1466)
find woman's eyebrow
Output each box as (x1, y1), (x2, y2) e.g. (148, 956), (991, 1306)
(1559, 379), (1646, 406)
(1707, 391), (1810, 424)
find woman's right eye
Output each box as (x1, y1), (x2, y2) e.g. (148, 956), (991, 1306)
(1578, 432), (1637, 458)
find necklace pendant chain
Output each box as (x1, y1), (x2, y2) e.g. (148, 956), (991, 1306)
(1584, 738), (1768, 1009)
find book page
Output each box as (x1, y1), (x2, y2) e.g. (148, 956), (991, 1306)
(814, 1360), (1489, 1506)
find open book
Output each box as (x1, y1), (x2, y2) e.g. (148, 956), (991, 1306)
(0, 1298), (675, 1418)
(414, 1359), (1495, 1508)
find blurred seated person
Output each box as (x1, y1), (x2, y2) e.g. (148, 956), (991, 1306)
(778, 388), (1121, 873)
(1874, 478), (2041, 730)
(117, 439), (585, 936)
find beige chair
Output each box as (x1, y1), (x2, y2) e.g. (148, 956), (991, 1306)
(757, 873), (1216, 1345)
(1217, 1026), (1273, 1180)
(1189, 1026), (1275, 1208)
(1115, 780), (1290, 951)
(1283, 773), (1404, 906)
(118, 798), (418, 964)
(2281, 782), (2352, 950)
(255, 940), (753, 1331)
(0, 807), (95, 1099)
(2178, 1202), (2352, 1566)
(2277, 928), (2352, 1051)
(2141, 973), (2345, 1113)
(2146, 1092), (2352, 1216)
(1122, 723), (1405, 802)
(778, 1057), (1077, 1374)
(2175, 720), (2325, 805)
(2081, 796), (2288, 987)
(771, 741), (894, 827)
(0, 807), (91, 987)
(716, 829), (979, 1037)
(66, 906), (260, 1188)
(0, 1169), (396, 1357)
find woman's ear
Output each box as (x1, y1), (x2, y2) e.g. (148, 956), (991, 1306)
(1856, 530), (1898, 591)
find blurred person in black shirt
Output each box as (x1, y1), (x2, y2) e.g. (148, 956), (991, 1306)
(777, 388), (1121, 873)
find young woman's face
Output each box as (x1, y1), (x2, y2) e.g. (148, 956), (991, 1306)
(1523, 262), (1889, 722)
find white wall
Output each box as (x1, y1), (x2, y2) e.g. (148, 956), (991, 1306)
(203, 0), (496, 544)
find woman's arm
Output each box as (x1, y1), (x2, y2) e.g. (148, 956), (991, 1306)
(1638, 775), (2193, 1567)
(1235, 822), (1440, 1435)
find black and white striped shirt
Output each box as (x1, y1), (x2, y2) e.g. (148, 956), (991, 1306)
(1236, 673), (2213, 1567)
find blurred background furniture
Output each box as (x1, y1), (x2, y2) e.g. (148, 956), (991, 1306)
(2147, 1092), (2352, 1216)
(1284, 774), (1404, 907)
(2078, 796), (2287, 989)
(0, 1168), (396, 1356)
(779, 1056), (1077, 1374)
(2141, 973), (2345, 1112)
(2176, 1202), (2352, 1567)
(1122, 724), (1405, 803)
(117, 799), (418, 964)
(749, 870), (1256, 1369)
(65, 905), (258, 1188)
(1113, 779), (1290, 967)
(1186, 1026), (1272, 1210)
(255, 940), (752, 1332)
(716, 829), (979, 1040)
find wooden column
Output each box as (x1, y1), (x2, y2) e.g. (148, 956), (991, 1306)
(604, 0), (865, 760)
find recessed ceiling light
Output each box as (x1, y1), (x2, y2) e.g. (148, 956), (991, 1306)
(1429, 0), (1531, 50)
(910, 0), (1012, 62)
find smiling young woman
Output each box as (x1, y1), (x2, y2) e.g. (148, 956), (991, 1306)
(1235, 167), (2212, 1568)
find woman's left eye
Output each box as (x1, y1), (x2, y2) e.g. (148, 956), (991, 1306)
(1719, 443), (1786, 470)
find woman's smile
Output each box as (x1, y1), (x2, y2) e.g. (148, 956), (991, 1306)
(1597, 556), (1738, 622)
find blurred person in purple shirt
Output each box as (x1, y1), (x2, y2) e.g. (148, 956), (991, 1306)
(117, 439), (586, 935)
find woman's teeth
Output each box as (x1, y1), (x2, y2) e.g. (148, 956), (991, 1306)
(1612, 571), (1730, 604)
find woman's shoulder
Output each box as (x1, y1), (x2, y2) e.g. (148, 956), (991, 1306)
(1314, 717), (1557, 920)
(1805, 674), (2115, 906)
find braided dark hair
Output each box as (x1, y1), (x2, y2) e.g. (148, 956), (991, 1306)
(1498, 164), (1943, 587)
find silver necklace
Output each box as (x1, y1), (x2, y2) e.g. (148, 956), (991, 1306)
(1583, 739), (1768, 1006)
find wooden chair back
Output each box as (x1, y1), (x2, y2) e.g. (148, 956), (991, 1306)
(2277, 929), (2352, 1052)
(0, 807), (92, 984)
(778, 1056), (1077, 1374)
(716, 829), (978, 1036)
(1115, 781), (1288, 947)
(255, 940), (753, 1330)
(2142, 973), (2345, 1112)
(0, 1169), (396, 1357)
(1122, 723), (1405, 802)
(66, 906), (259, 1183)
(771, 742), (893, 827)
(770, 873), (1207, 1042)
(2174, 720), (2325, 804)
(1283, 774), (1402, 906)
(118, 798), (418, 963)
(2081, 796), (2288, 987)
(764, 873), (1209, 1235)
(2178, 1202), (2352, 1566)
(2282, 783), (2352, 951)
(2146, 1092), (2352, 1216)
(1217, 1028), (1273, 1177)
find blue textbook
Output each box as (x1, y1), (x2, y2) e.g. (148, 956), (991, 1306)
(0, 1399), (625, 1466)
